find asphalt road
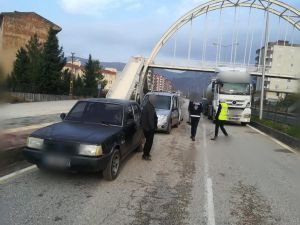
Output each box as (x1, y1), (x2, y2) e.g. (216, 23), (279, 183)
(0, 108), (300, 225)
(0, 100), (77, 122)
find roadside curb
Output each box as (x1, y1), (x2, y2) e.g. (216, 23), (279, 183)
(250, 121), (300, 152)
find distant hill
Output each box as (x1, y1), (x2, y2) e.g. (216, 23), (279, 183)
(66, 56), (213, 95)
(154, 69), (214, 96)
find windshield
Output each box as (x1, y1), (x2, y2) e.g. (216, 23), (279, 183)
(143, 95), (172, 110)
(219, 83), (250, 95)
(66, 102), (123, 126)
(154, 95), (172, 110)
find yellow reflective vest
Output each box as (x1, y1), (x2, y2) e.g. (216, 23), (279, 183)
(218, 102), (228, 121)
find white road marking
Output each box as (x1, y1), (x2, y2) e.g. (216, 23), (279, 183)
(248, 125), (298, 154)
(202, 123), (216, 225)
(0, 165), (37, 184)
(2, 122), (54, 134)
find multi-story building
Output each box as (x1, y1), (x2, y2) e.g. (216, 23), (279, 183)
(256, 40), (300, 101)
(147, 69), (153, 91)
(63, 59), (117, 91)
(102, 68), (117, 90)
(63, 59), (85, 78)
(152, 74), (174, 92)
(0, 11), (61, 76)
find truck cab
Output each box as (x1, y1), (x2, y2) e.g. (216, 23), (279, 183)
(207, 69), (252, 125)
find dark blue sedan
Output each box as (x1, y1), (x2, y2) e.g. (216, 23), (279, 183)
(23, 98), (144, 180)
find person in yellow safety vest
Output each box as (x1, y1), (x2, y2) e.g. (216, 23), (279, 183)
(211, 98), (229, 141)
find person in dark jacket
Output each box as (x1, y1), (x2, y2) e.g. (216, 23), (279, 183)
(190, 101), (203, 141)
(141, 95), (158, 160)
(211, 99), (228, 140)
(187, 100), (193, 124)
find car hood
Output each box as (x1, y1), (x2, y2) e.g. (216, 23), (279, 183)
(32, 121), (122, 145)
(155, 109), (170, 116)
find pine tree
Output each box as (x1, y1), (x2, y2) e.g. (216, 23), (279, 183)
(40, 28), (66, 94)
(10, 47), (30, 91)
(26, 34), (43, 91)
(83, 54), (106, 96)
(61, 69), (72, 95)
(74, 76), (84, 96)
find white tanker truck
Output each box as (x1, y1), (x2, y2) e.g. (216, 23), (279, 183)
(206, 68), (253, 126)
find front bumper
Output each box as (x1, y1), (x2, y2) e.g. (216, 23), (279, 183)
(227, 108), (251, 123)
(23, 148), (111, 172)
(157, 121), (169, 131)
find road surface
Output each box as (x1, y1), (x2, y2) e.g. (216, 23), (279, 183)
(0, 100), (77, 122)
(1, 106), (300, 225)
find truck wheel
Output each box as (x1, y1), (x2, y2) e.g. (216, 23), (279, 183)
(103, 149), (121, 181)
(241, 122), (248, 126)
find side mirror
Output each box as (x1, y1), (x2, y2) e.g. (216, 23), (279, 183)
(60, 113), (66, 120)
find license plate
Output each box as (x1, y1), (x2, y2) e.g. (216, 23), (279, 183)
(44, 155), (70, 168)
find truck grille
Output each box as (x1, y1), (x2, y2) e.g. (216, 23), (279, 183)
(227, 100), (245, 107)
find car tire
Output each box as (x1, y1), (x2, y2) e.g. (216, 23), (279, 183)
(241, 122), (248, 126)
(103, 149), (121, 181)
(166, 120), (172, 134)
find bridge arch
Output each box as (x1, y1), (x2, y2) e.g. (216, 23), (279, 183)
(145, 0), (300, 68)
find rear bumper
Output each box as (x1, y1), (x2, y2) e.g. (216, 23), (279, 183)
(23, 148), (111, 172)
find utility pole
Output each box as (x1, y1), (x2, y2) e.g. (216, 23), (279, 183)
(259, 1), (270, 120)
(69, 52), (75, 98)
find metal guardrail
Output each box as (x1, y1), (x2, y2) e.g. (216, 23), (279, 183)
(252, 107), (298, 126)
(7, 92), (72, 102)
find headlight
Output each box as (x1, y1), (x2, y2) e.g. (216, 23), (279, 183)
(27, 137), (44, 150)
(246, 102), (251, 108)
(79, 144), (103, 156)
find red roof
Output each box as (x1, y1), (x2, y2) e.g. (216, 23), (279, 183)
(102, 69), (117, 75)
(64, 63), (84, 70)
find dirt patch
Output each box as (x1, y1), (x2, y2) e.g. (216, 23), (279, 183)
(230, 181), (280, 225)
(131, 131), (195, 225)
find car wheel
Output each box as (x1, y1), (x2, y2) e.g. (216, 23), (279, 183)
(103, 149), (121, 181)
(241, 122), (248, 126)
(166, 120), (172, 134)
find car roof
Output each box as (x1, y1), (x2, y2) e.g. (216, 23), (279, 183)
(146, 92), (175, 97)
(79, 98), (137, 105)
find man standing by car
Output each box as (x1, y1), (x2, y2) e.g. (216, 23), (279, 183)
(190, 101), (203, 141)
(141, 95), (158, 161)
(211, 99), (229, 140)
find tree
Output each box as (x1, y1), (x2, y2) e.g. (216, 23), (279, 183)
(40, 28), (66, 94)
(61, 69), (72, 95)
(9, 47), (30, 91)
(74, 76), (84, 96)
(26, 34), (43, 91)
(82, 54), (106, 96)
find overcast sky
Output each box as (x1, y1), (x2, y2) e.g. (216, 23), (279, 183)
(1, 0), (300, 63)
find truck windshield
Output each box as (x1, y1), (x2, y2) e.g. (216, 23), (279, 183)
(219, 83), (250, 95)
(66, 102), (123, 126)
